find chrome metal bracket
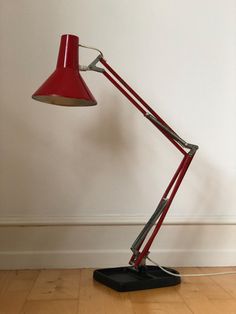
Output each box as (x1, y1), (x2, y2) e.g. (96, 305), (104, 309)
(145, 113), (199, 155)
(130, 198), (168, 255)
(79, 44), (105, 73)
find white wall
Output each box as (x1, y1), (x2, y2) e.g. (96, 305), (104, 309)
(0, 0), (235, 268)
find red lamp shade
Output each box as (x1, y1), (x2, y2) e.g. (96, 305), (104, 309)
(32, 34), (97, 106)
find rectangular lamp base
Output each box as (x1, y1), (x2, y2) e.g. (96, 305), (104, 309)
(93, 265), (181, 292)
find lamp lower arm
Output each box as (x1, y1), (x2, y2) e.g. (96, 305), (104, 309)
(130, 152), (195, 269)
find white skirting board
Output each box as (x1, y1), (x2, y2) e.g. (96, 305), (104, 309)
(0, 214), (236, 226)
(0, 221), (235, 269)
(0, 249), (235, 270)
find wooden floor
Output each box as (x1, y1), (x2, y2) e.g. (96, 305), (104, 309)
(0, 267), (235, 313)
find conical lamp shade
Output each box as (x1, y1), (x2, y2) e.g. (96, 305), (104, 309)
(32, 34), (97, 106)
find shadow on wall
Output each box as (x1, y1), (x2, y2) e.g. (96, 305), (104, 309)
(70, 92), (145, 209)
(76, 92), (139, 154)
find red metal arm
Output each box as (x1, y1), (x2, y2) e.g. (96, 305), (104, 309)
(99, 57), (198, 269)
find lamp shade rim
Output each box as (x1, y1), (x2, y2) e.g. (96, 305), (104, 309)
(32, 94), (97, 107)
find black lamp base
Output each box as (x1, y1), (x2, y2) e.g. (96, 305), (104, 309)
(93, 265), (181, 292)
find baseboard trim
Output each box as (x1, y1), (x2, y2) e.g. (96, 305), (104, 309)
(0, 249), (235, 269)
(0, 214), (235, 226)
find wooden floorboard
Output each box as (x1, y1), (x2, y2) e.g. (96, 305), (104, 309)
(0, 268), (235, 313)
(28, 269), (80, 301)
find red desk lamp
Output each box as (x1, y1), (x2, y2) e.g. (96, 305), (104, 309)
(32, 34), (198, 292)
